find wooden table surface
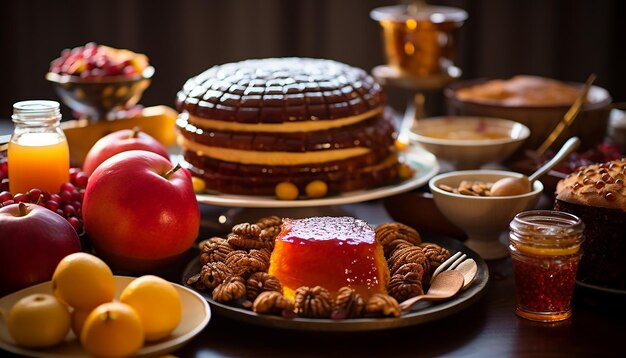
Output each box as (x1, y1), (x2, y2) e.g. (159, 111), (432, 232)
(170, 202), (626, 358)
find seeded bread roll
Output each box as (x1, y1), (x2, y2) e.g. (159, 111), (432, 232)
(555, 159), (626, 210)
(554, 158), (626, 290)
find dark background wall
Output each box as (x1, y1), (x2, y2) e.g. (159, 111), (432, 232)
(1, 0), (625, 120)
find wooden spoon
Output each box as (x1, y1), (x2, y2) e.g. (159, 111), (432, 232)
(399, 270), (464, 312)
(490, 137), (581, 196)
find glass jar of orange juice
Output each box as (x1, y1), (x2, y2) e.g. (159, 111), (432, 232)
(509, 210), (585, 322)
(8, 100), (69, 194)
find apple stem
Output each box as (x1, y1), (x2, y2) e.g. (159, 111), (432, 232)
(18, 202), (28, 216)
(35, 194), (44, 205)
(163, 163), (182, 179)
(130, 126), (141, 139)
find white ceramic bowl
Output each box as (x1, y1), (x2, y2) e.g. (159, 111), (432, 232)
(410, 116), (530, 170)
(429, 170), (543, 259)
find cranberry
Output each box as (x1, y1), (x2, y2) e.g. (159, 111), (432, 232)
(60, 182), (76, 193)
(74, 172), (89, 188)
(27, 188), (43, 203)
(13, 193), (30, 203)
(45, 200), (60, 212)
(0, 191), (12, 202)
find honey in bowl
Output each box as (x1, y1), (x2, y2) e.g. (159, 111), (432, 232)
(268, 217), (390, 301)
(422, 129), (510, 141)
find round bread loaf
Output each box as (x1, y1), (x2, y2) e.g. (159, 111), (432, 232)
(174, 58), (401, 196)
(556, 158), (626, 210)
(554, 158), (626, 290)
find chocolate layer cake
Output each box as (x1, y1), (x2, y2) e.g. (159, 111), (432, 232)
(175, 58), (401, 196)
(554, 159), (626, 290)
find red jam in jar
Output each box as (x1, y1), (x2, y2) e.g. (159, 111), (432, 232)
(509, 210), (585, 322)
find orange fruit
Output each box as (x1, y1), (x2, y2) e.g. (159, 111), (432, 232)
(191, 176), (206, 193)
(120, 275), (182, 341)
(80, 302), (144, 358)
(7, 293), (70, 348)
(71, 308), (91, 337)
(305, 180), (328, 198)
(52, 252), (116, 310)
(275, 182), (298, 200)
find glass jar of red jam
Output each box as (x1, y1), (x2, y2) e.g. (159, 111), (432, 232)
(509, 210), (585, 322)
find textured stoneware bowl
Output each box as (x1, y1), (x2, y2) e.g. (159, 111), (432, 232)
(429, 170), (543, 259)
(445, 79), (612, 153)
(410, 116), (530, 170)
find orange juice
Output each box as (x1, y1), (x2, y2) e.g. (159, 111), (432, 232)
(8, 132), (69, 194)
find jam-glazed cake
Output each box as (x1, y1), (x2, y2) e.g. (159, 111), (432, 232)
(554, 158), (626, 290)
(268, 216), (390, 301)
(175, 58), (401, 196)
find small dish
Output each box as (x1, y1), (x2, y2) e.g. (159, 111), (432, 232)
(0, 275), (210, 357)
(429, 170), (543, 259)
(410, 116), (530, 169)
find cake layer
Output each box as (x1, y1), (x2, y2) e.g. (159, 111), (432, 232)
(184, 108), (382, 133)
(179, 138), (371, 166)
(268, 217), (390, 300)
(176, 110), (396, 154)
(182, 153), (400, 195)
(176, 58), (384, 124)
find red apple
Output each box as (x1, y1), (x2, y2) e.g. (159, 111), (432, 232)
(82, 127), (170, 176)
(0, 203), (81, 295)
(82, 150), (200, 272)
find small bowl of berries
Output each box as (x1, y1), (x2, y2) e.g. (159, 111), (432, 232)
(46, 43), (154, 121)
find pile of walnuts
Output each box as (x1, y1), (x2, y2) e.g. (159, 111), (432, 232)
(186, 218), (451, 319)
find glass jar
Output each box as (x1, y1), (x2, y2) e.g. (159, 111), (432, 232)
(509, 210), (585, 322)
(8, 100), (69, 194)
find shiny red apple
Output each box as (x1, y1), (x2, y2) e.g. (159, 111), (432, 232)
(82, 150), (200, 272)
(0, 203), (81, 295)
(82, 127), (170, 176)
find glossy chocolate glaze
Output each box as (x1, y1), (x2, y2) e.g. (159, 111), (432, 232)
(176, 58), (384, 123)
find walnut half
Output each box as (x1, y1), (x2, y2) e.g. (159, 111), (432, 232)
(212, 276), (246, 302)
(332, 287), (365, 319)
(294, 286), (333, 318)
(252, 291), (294, 315)
(246, 272), (283, 301)
(365, 293), (401, 317)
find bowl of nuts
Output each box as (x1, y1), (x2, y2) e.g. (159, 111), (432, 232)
(410, 116), (530, 170)
(46, 43), (154, 121)
(429, 170), (543, 259)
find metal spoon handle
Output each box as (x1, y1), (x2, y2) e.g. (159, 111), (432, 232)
(528, 137), (580, 183)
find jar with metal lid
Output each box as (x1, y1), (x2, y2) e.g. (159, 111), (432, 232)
(8, 100), (69, 194)
(509, 210), (585, 322)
